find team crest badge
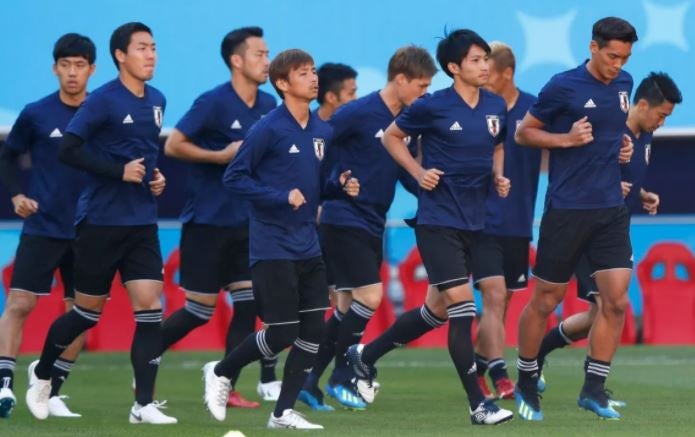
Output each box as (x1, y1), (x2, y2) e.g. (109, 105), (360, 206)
(619, 91), (630, 113)
(153, 106), (163, 128)
(486, 115), (500, 137)
(313, 138), (325, 160)
(645, 143), (651, 164)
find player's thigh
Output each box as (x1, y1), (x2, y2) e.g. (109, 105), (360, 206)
(415, 225), (473, 291)
(501, 236), (532, 291)
(575, 254), (598, 304)
(73, 223), (122, 297)
(120, 225), (163, 308)
(320, 224), (382, 292)
(533, 209), (591, 284)
(179, 222), (226, 294)
(297, 256), (330, 316)
(11, 233), (71, 296)
(251, 260), (301, 325)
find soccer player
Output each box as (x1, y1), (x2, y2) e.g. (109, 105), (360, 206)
(348, 29), (514, 425)
(24, 22), (176, 424)
(0, 33), (96, 419)
(471, 41), (541, 400)
(299, 46), (437, 411)
(162, 26), (279, 408)
(536, 72), (682, 392)
(315, 63), (358, 121)
(202, 49), (359, 429)
(513, 17), (638, 421)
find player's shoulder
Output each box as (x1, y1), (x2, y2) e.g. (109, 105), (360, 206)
(257, 89), (277, 109)
(481, 88), (506, 110)
(517, 89), (538, 106)
(21, 92), (61, 117)
(145, 83), (166, 103)
(615, 69), (633, 85)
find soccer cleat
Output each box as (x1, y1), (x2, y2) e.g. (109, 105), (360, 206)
(227, 391), (260, 408)
(48, 395), (81, 417)
(202, 361), (230, 421)
(325, 382), (366, 410)
(0, 387), (16, 418)
(514, 385), (543, 421)
(298, 389), (335, 411)
(346, 344), (379, 403)
(129, 401), (177, 424)
(470, 399), (514, 425)
(494, 377), (516, 400)
(267, 409), (323, 429)
(256, 380), (281, 401)
(605, 388), (627, 408)
(477, 376), (495, 400)
(537, 372), (546, 393)
(578, 390), (621, 420)
(26, 361), (51, 420)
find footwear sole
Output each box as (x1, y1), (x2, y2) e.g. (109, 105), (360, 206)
(0, 398), (16, 418)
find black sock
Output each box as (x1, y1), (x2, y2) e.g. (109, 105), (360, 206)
(216, 330), (265, 379)
(330, 300), (374, 384)
(0, 357), (16, 390)
(35, 306), (99, 380)
(537, 321), (571, 373)
(50, 358), (74, 397)
(304, 309), (343, 390)
(516, 356), (539, 389)
(160, 299), (214, 353)
(274, 337), (320, 417)
(582, 357), (611, 394)
(475, 353), (489, 377)
(225, 295), (257, 384)
(132, 310), (163, 406)
(488, 358), (509, 382)
(447, 301), (485, 409)
(362, 304), (445, 366)
(260, 355), (278, 384)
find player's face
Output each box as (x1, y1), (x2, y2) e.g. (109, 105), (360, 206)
(640, 99), (675, 133)
(336, 78), (358, 104)
(590, 39), (632, 82)
(53, 56), (95, 96)
(455, 44), (489, 87)
(397, 75), (432, 106)
(121, 31), (157, 81)
(239, 37), (270, 85)
(484, 59), (504, 94)
(284, 63), (318, 101)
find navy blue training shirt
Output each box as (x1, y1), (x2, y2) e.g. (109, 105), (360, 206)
(484, 90), (542, 238)
(621, 127), (652, 213)
(223, 104), (334, 264)
(176, 83), (276, 226)
(67, 79), (166, 226)
(396, 86), (507, 231)
(530, 62), (633, 210)
(5, 92), (84, 239)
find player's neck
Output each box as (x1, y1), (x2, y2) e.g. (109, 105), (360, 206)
(379, 83), (403, 116)
(584, 60), (612, 85)
(284, 96), (311, 128)
(626, 112), (642, 138)
(118, 72), (146, 98)
(316, 104), (334, 121)
(453, 80), (480, 107)
(231, 74), (259, 108)
(58, 89), (87, 107)
(501, 84), (519, 110)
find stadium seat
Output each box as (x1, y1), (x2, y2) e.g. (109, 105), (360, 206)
(637, 242), (695, 344)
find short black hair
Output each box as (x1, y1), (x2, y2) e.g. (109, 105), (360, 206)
(221, 26), (264, 70)
(53, 33), (96, 64)
(436, 29), (490, 78)
(592, 17), (638, 48)
(317, 63), (357, 104)
(269, 49), (314, 99)
(110, 22), (152, 69)
(634, 72), (682, 106)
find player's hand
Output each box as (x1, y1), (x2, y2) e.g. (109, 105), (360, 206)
(11, 194), (38, 218)
(642, 191), (659, 215)
(149, 168), (166, 196)
(618, 134), (634, 163)
(217, 140), (243, 164)
(494, 175), (511, 198)
(566, 116), (593, 147)
(339, 170), (360, 197)
(621, 181), (632, 198)
(288, 188), (306, 210)
(417, 168), (444, 191)
(123, 157), (146, 183)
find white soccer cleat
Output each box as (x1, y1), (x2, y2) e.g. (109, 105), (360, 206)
(470, 400), (514, 425)
(48, 395), (81, 417)
(28, 360), (39, 386)
(129, 401), (177, 424)
(203, 361), (230, 421)
(267, 409), (323, 429)
(0, 387), (17, 418)
(256, 380), (281, 401)
(26, 372), (51, 420)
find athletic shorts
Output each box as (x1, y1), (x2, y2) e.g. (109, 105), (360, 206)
(533, 206), (632, 284)
(472, 233), (531, 291)
(415, 225), (478, 291)
(319, 224), (383, 291)
(575, 254), (598, 303)
(10, 233), (75, 298)
(179, 222), (251, 294)
(73, 223), (163, 296)
(251, 257), (330, 325)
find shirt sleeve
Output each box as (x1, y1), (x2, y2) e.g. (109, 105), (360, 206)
(395, 97), (431, 137)
(528, 78), (567, 126)
(5, 107), (34, 154)
(175, 92), (214, 142)
(65, 93), (110, 141)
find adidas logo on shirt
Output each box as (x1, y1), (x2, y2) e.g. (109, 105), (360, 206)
(122, 114), (134, 124)
(49, 128), (63, 138)
(230, 119), (242, 129)
(289, 144), (300, 154)
(374, 129), (384, 138)
(449, 121), (463, 131)
(584, 99), (597, 108)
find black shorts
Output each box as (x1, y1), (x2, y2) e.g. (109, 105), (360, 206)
(73, 223), (163, 296)
(10, 233), (75, 299)
(472, 234), (531, 291)
(251, 257), (330, 325)
(533, 206), (633, 284)
(319, 224), (383, 291)
(179, 222), (251, 294)
(575, 254), (598, 303)
(415, 225), (477, 291)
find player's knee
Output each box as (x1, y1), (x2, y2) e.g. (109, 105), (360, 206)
(4, 294), (37, 320)
(298, 310), (325, 344)
(482, 289), (506, 315)
(265, 323), (299, 353)
(353, 288), (382, 310)
(602, 294), (629, 317)
(531, 291), (562, 315)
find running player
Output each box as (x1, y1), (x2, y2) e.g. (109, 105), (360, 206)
(316, 63), (358, 121)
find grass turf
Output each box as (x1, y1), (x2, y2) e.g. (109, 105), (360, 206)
(1, 346), (693, 436)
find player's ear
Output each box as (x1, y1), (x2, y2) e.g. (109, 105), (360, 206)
(447, 62), (460, 76)
(115, 48), (127, 66)
(589, 40), (599, 55)
(230, 53), (243, 70)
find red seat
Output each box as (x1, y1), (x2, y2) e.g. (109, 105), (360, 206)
(637, 242), (695, 344)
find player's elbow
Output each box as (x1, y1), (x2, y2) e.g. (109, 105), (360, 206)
(514, 127), (530, 146)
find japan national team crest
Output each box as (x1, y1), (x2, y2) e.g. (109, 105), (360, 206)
(153, 106), (163, 128)
(313, 138), (325, 160)
(645, 143), (651, 164)
(619, 92), (630, 113)
(486, 115), (500, 137)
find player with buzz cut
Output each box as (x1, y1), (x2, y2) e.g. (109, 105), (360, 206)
(535, 71), (682, 399)
(315, 63), (358, 121)
(298, 46), (437, 412)
(24, 22), (176, 425)
(470, 41), (541, 401)
(0, 33), (96, 419)
(348, 29), (514, 425)
(162, 26), (279, 408)
(514, 17), (638, 421)
(202, 48), (360, 430)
